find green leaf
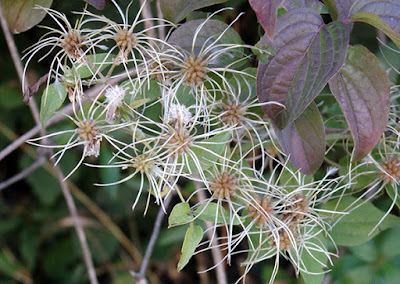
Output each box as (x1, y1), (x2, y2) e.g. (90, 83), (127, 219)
(298, 229), (328, 284)
(194, 202), (241, 225)
(350, 0), (400, 49)
(2, 0), (53, 34)
(168, 19), (245, 68)
(40, 81), (67, 126)
(99, 147), (121, 199)
(20, 226), (39, 270)
(184, 131), (230, 173)
(73, 53), (116, 79)
(324, 196), (400, 246)
(178, 222), (203, 271)
(168, 202), (193, 228)
(321, 0), (355, 21)
(349, 241), (378, 263)
(256, 8), (351, 129)
(385, 183), (400, 211)
(160, 0), (228, 23)
(329, 45), (390, 161)
(381, 227), (400, 260)
(273, 102), (325, 175)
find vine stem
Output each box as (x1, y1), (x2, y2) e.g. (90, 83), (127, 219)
(194, 180), (228, 284)
(0, 4), (98, 284)
(132, 195), (174, 283)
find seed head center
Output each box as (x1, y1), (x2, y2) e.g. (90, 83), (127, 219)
(181, 56), (207, 85)
(211, 172), (236, 199)
(380, 157), (400, 184)
(221, 101), (245, 125)
(76, 120), (100, 142)
(61, 31), (84, 60)
(248, 196), (274, 226)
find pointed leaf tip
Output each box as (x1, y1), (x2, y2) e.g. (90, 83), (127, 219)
(256, 8), (351, 129)
(273, 102), (325, 175)
(329, 45), (390, 161)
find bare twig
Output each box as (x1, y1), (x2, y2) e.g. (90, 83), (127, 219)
(0, 70), (133, 162)
(132, 195), (174, 283)
(156, 0), (166, 40)
(139, 0), (157, 39)
(195, 180), (228, 284)
(0, 4), (98, 283)
(0, 156), (46, 191)
(24, 73), (49, 103)
(53, 164), (99, 284)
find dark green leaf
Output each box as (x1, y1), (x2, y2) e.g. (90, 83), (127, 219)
(385, 183), (400, 211)
(2, 0), (53, 34)
(194, 202), (240, 225)
(168, 19), (244, 68)
(168, 202), (193, 228)
(256, 8), (351, 129)
(349, 241), (378, 263)
(273, 102), (325, 175)
(40, 81), (67, 126)
(20, 227), (39, 270)
(324, 196), (400, 246)
(298, 229), (328, 284)
(99, 147), (121, 198)
(350, 0), (400, 49)
(329, 45), (390, 161)
(178, 222), (203, 271)
(73, 53), (116, 79)
(160, 0), (228, 23)
(184, 131), (230, 173)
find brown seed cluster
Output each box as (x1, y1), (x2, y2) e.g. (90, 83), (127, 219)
(167, 128), (192, 155)
(379, 157), (400, 184)
(248, 196), (274, 226)
(132, 154), (154, 174)
(114, 30), (136, 59)
(221, 101), (245, 125)
(76, 120), (100, 142)
(61, 31), (84, 60)
(211, 172), (236, 199)
(181, 56), (207, 85)
(281, 195), (309, 224)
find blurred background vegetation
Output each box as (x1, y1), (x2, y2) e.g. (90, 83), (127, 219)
(1, 0), (400, 283)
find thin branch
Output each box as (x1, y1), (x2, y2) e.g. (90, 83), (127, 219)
(139, 0), (157, 39)
(52, 164), (99, 284)
(195, 180), (228, 284)
(0, 156), (46, 191)
(156, 0), (165, 40)
(0, 4), (98, 283)
(132, 195), (174, 283)
(0, 70), (134, 162)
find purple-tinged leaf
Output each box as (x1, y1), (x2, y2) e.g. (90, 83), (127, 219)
(283, 0), (326, 13)
(328, 45), (390, 161)
(256, 8), (351, 129)
(84, 0), (105, 10)
(159, 0), (228, 23)
(2, 0), (53, 34)
(350, 0), (400, 49)
(249, 0), (283, 41)
(322, 0), (356, 20)
(273, 102), (325, 175)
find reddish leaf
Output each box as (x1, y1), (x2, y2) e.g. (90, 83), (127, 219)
(2, 0), (53, 34)
(159, 0), (228, 23)
(329, 45), (390, 161)
(350, 0), (400, 49)
(84, 0), (105, 10)
(283, 0), (325, 12)
(273, 102), (325, 175)
(256, 8), (351, 129)
(249, 0), (283, 41)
